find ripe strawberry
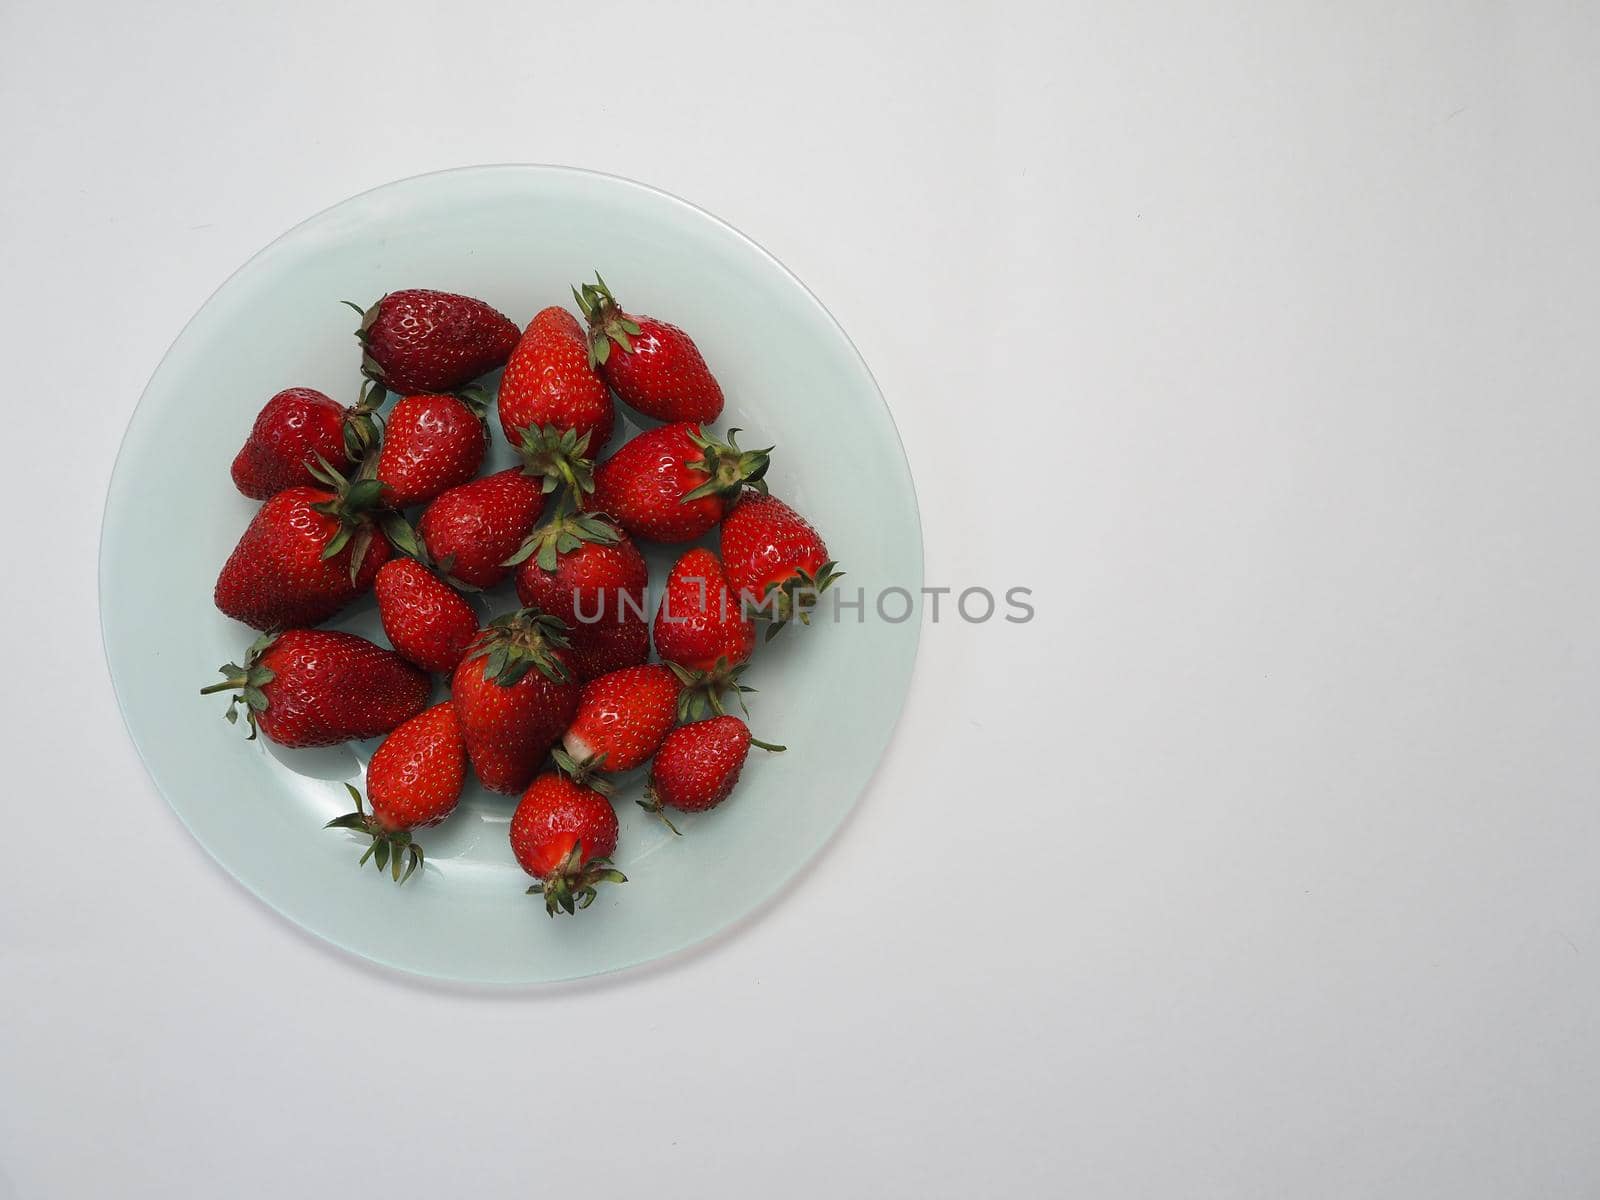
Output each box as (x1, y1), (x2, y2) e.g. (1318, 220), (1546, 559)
(510, 771), (626, 916)
(563, 621), (651, 684)
(374, 558), (479, 674)
(417, 468), (547, 589)
(214, 462), (391, 630)
(201, 629), (429, 748)
(348, 289), (518, 396)
(230, 387), (378, 501)
(573, 274), (723, 423)
(639, 715), (784, 834)
(720, 492), (842, 636)
(561, 663), (681, 774)
(588, 423), (770, 543)
(654, 548), (756, 717)
(375, 390), (488, 509)
(451, 609), (579, 794)
(497, 306), (614, 454)
(324, 703), (466, 883)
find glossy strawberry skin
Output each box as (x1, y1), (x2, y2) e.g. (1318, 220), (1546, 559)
(214, 487), (390, 630)
(588, 423), (726, 542)
(514, 529), (650, 681)
(374, 559), (479, 674)
(451, 645), (579, 794)
(653, 548), (755, 673)
(248, 630), (429, 749)
(376, 393), (487, 509)
(564, 619), (651, 683)
(366, 702), (467, 831)
(359, 289), (519, 394)
(510, 774), (619, 879)
(497, 307), (614, 449)
(562, 664), (680, 772)
(230, 388), (354, 500)
(646, 716), (755, 814)
(599, 315), (723, 424)
(418, 469), (547, 589)
(720, 492), (830, 603)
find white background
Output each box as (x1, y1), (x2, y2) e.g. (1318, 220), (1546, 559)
(3, 1), (1598, 1195)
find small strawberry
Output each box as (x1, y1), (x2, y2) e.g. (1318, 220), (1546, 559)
(324, 703), (466, 883)
(230, 387), (379, 500)
(374, 558), (479, 674)
(201, 629), (429, 748)
(497, 306), (615, 457)
(561, 663), (681, 774)
(573, 274), (724, 423)
(451, 609), (579, 794)
(348, 289), (518, 397)
(417, 467), (548, 589)
(720, 492), (842, 637)
(639, 716), (784, 834)
(375, 389), (488, 509)
(654, 548), (756, 718)
(588, 423), (770, 543)
(213, 460), (391, 630)
(510, 770), (626, 916)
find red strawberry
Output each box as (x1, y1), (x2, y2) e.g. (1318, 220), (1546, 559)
(375, 390), (488, 509)
(200, 629), (429, 748)
(417, 468), (547, 589)
(374, 558), (479, 674)
(589, 423), (769, 543)
(450, 609), (579, 794)
(573, 274), (723, 423)
(214, 463), (391, 630)
(563, 621), (651, 683)
(230, 387), (378, 500)
(497, 306), (614, 454)
(561, 663), (681, 774)
(510, 771), (625, 916)
(654, 548), (756, 717)
(639, 715), (784, 834)
(719, 492), (842, 635)
(324, 703), (466, 883)
(349, 289), (518, 396)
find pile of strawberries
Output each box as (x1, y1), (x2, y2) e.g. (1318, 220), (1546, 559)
(203, 278), (835, 915)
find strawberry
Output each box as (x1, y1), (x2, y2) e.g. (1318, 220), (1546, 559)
(561, 663), (681, 774)
(230, 387), (378, 501)
(417, 468), (547, 589)
(720, 492), (842, 636)
(375, 389), (488, 509)
(639, 715), (784, 834)
(348, 289), (518, 397)
(201, 629), (429, 748)
(450, 609), (579, 794)
(588, 423), (770, 543)
(213, 460), (391, 630)
(324, 703), (466, 883)
(510, 770), (626, 916)
(654, 547), (756, 717)
(374, 558), (479, 674)
(497, 306), (614, 457)
(563, 621), (651, 684)
(573, 274), (723, 423)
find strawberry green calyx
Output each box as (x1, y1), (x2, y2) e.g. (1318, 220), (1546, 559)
(341, 379), (387, 460)
(550, 747), (616, 797)
(324, 784), (424, 885)
(666, 659), (755, 723)
(199, 631), (279, 739)
(681, 427), (773, 505)
(467, 608), (573, 687)
(513, 424), (597, 496)
(529, 839), (627, 917)
(342, 298), (388, 398)
(752, 560), (845, 640)
(571, 273), (643, 369)
(306, 453), (387, 581)
(502, 500), (621, 571)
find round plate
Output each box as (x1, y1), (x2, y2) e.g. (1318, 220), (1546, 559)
(100, 166), (922, 984)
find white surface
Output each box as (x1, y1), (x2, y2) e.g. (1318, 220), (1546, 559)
(2, 1), (1597, 1195)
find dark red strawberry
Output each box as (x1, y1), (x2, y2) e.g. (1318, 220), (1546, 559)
(200, 630), (429, 748)
(588, 423), (769, 543)
(450, 609), (579, 794)
(375, 390), (488, 509)
(561, 663), (681, 774)
(349, 289), (518, 396)
(324, 703), (466, 883)
(374, 558), (479, 674)
(720, 491), (842, 636)
(573, 274), (723, 423)
(639, 715), (784, 834)
(497, 306), (614, 455)
(510, 770), (625, 916)
(654, 547), (756, 718)
(230, 387), (379, 500)
(417, 468), (547, 589)
(214, 462), (391, 630)
(563, 620), (651, 683)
